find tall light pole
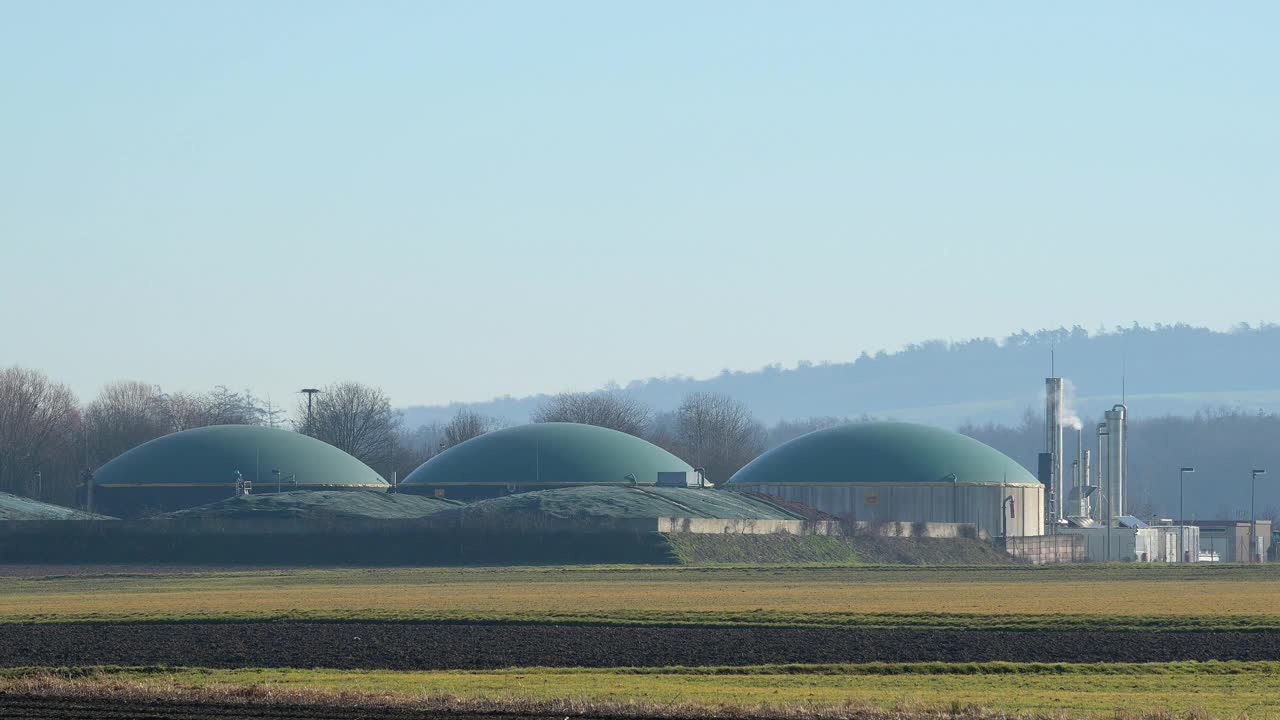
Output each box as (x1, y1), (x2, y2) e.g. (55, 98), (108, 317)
(1252, 469), (1267, 563)
(299, 388), (321, 432)
(1179, 467), (1195, 563)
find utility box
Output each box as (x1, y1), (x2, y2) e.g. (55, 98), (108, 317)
(1153, 525), (1200, 562)
(656, 471), (692, 488)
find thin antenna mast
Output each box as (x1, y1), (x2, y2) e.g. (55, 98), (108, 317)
(1121, 353), (1126, 404)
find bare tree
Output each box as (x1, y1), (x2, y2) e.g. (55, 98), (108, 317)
(295, 381), (400, 473)
(767, 416), (856, 448)
(193, 386), (264, 427)
(163, 391), (210, 431)
(164, 386), (265, 430)
(646, 409), (680, 454)
(392, 422), (447, 479)
(0, 367), (83, 502)
(84, 381), (170, 467)
(260, 395), (286, 428)
(666, 392), (767, 485)
(86, 382), (267, 467)
(443, 409), (503, 448)
(531, 390), (651, 436)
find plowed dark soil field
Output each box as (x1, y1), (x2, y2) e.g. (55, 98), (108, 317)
(0, 693), (516, 720)
(1, 622), (1278, 668)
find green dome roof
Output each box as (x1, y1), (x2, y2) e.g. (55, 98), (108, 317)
(728, 422), (1038, 487)
(403, 423), (695, 488)
(94, 425), (388, 489)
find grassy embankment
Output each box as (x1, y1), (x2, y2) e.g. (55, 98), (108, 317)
(7, 662), (1280, 718)
(0, 524), (1017, 566)
(1, 564), (1279, 630)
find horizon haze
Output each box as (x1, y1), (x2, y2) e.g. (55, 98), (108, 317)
(402, 323), (1280, 429)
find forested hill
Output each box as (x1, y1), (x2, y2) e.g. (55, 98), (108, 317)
(403, 324), (1280, 428)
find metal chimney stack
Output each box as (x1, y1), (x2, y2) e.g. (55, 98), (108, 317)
(1072, 426), (1089, 518)
(1104, 404), (1127, 520)
(1045, 378), (1064, 524)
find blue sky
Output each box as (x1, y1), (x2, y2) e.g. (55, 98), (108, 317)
(2, 2), (1276, 412)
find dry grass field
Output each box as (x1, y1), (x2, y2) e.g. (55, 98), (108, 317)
(0, 564), (1278, 628)
(7, 662), (1280, 718)
(5, 564), (1280, 719)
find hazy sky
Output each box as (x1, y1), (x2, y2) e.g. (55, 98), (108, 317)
(2, 2), (1276, 413)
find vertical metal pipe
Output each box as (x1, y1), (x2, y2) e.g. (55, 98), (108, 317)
(1045, 378), (1064, 525)
(1064, 461), (1075, 517)
(1097, 422), (1110, 560)
(1074, 426), (1086, 517)
(1082, 448), (1092, 519)
(1096, 425), (1107, 515)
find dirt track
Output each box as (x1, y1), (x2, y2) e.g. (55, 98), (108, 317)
(1, 622), (1278, 668)
(0, 565), (299, 578)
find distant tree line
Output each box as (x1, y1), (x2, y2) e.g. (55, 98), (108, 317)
(9, 358), (1280, 519)
(400, 322), (1280, 428)
(0, 369), (287, 505)
(0, 367), (791, 506)
(522, 389), (765, 484)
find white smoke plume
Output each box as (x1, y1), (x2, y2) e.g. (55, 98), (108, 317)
(1059, 379), (1083, 430)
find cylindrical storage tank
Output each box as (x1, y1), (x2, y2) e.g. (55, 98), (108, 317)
(401, 423), (697, 501)
(727, 422), (1044, 537)
(92, 425), (389, 517)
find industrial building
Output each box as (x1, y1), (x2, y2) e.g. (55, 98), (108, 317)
(726, 422), (1044, 538)
(401, 422), (699, 500)
(1194, 520), (1272, 562)
(1043, 377), (1205, 562)
(1059, 516), (1202, 563)
(1039, 377), (1124, 528)
(91, 425), (388, 517)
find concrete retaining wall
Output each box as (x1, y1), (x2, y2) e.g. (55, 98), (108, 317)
(655, 517), (981, 538)
(1004, 534), (1085, 564)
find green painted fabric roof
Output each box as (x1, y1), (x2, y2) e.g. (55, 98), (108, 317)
(434, 486), (804, 521)
(0, 492), (114, 521)
(728, 422), (1038, 487)
(403, 423), (694, 488)
(159, 489), (459, 520)
(94, 425), (388, 489)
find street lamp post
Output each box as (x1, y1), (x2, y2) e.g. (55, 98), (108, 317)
(299, 388), (321, 432)
(1179, 467), (1195, 563)
(1252, 469), (1267, 563)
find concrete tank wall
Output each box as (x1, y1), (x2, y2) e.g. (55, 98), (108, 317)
(738, 483), (1044, 538)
